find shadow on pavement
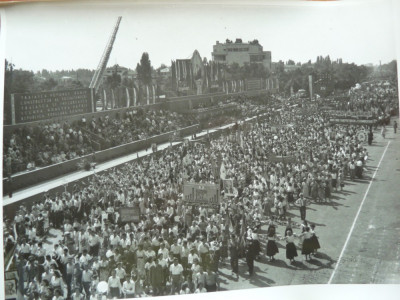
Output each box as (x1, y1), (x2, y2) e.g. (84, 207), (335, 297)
(265, 258), (297, 270)
(307, 258), (333, 269)
(247, 266), (276, 287)
(291, 260), (309, 270)
(340, 190), (356, 195)
(308, 221), (326, 227)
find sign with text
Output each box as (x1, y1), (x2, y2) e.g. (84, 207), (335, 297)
(183, 183), (220, 207)
(223, 179), (236, 196)
(269, 154), (297, 163)
(119, 207), (140, 223)
(329, 118), (375, 125)
(11, 88), (93, 124)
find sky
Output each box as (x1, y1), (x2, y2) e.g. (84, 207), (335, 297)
(1, 0), (399, 72)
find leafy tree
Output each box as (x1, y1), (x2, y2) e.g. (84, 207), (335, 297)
(40, 78), (58, 91)
(106, 70), (121, 89)
(136, 52), (153, 85)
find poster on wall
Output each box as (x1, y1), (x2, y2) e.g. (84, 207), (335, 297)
(183, 182), (220, 207)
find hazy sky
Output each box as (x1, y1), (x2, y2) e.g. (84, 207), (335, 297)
(2, 0), (399, 72)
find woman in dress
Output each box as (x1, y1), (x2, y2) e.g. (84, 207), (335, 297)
(284, 230), (298, 264)
(309, 224), (321, 255)
(266, 227), (279, 261)
(300, 226), (313, 261)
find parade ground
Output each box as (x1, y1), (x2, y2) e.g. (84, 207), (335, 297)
(216, 120), (400, 289)
(5, 119), (400, 291)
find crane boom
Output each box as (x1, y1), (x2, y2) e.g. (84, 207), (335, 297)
(89, 16), (122, 93)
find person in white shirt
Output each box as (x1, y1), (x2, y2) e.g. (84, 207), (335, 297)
(169, 258), (183, 295)
(170, 240), (181, 261)
(107, 270), (121, 299)
(71, 287), (85, 300)
(81, 264), (93, 298)
(194, 282), (207, 293)
(284, 230), (298, 264)
(158, 243), (169, 259)
(122, 275), (136, 298)
(115, 262), (127, 284)
(79, 249), (92, 267)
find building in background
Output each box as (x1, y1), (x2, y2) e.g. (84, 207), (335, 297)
(171, 50), (207, 95)
(212, 38), (272, 70)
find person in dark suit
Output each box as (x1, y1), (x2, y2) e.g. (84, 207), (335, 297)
(368, 130), (373, 145)
(229, 235), (239, 280)
(245, 237), (257, 276)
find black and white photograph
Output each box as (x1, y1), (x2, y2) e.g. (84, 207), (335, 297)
(1, 0), (400, 300)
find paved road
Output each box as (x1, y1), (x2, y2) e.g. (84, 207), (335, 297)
(218, 121), (400, 290)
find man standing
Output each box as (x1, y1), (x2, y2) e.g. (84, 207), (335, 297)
(122, 274), (136, 298)
(205, 268), (219, 292)
(296, 194), (307, 221)
(81, 264), (93, 299)
(107, 270), (121, 299)
(169, 258), (184, 295)
(150, 256), (165, 296)
(368, 129), (373, 145)
(245, 237), (257, 276)
(229, 236), (239, 280)
(65, 258), (75, 299)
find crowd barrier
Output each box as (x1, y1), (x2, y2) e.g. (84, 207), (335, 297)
(2, 125), (199, 196)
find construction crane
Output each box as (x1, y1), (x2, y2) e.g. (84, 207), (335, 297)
(89, 16), (122, 94)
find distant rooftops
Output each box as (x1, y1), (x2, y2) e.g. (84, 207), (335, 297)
(216, 39), (260, 45)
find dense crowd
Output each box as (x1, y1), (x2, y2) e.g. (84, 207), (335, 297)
(4, 93), (379, 299)
(348, 80), (398, 116)
(3, 95), (275, 177)
(3, 109), (192, 177)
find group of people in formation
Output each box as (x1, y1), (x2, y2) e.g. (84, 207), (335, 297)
(243, 218), (321, 277)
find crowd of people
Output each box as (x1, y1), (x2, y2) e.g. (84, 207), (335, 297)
(4, 78), (398, 299)
(3, 109), (193, 177)
(348, 80), (398, 117)
(4, 94), (382, 299)
(3, 95), (276, 178)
